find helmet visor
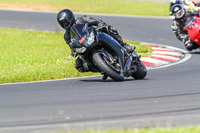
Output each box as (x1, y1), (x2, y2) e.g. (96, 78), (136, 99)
(62, 19), (70, 29)
(175, 8), (184, 18)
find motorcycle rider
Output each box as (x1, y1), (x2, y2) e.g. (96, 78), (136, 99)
(57, 9), (136, 79)
(169, 0), (200, 16)
(171, 4), (200, 50)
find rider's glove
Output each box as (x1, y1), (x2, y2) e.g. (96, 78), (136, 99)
(179, 34), (188, 42)
(97, 21), (107, 29)
(180, 34), (187, 38)
(186, 9), (194, 16)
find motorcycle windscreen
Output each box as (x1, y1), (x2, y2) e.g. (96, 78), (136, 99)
(185, 17), (200, 42)
(70, 23), (88, 39)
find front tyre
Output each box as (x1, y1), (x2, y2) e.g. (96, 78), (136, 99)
(92, 52), (124, 81)
(132, 61), (147, 80)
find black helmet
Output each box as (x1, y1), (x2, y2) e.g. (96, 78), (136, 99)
(171, 4), (185, 19)
(57, 9), (75, 30)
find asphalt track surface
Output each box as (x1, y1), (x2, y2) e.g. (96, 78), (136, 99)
(0, 10), (200, 132)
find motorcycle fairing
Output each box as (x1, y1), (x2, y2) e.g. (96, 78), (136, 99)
(97, 32), (125, 75)
(185, 16), (200, 44)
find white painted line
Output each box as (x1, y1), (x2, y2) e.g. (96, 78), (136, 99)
(140, 42), (192, 70)
(152, 51), (183, 56)
(148, 53), (191, 70)
(150, 55), (180, 61)
(142, 42), (189, 53)
(151, 47), (177, 51)
(141, 57), (169, 65)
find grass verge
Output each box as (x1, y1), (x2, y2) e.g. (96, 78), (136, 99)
(0, 0), (169, 16)
(0, 28), (152, 84)
(63, 126), (200, 133)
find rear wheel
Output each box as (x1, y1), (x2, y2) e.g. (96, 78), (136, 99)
(132, 61), (147, 80)
(92, 52), (124, 81)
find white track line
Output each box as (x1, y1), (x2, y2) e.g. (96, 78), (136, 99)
(152, 51), (183, 56)
(150, 55), (180, 61)
(141, 57), (169, 65)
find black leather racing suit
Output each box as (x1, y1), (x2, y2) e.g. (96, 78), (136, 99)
(64, 15), (125, 47)
(64, 15), (129, 72)
(171, 11), (200, 50)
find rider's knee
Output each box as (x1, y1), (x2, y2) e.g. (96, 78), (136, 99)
(74, 57), (92, 72)
(74, 58), (85, 72)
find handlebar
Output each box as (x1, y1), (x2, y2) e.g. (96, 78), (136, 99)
(96, 25), (106, 31)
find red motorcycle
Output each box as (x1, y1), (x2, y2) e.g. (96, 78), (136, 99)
(184, 16), (200, 50)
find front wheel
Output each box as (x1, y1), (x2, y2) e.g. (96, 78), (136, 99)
(131, 61), (147, 80)
(92, 52), (124, 81)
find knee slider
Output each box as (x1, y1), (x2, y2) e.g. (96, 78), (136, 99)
(74, 58), (84, 72)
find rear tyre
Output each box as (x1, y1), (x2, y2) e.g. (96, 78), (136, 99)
(92, 52), (124, 81)
(132, 61), (147, 80)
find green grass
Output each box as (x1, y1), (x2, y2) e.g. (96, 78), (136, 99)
(0, 0), (169, 16)
(57, 126), (200, 133)
(0, 28), (152, 84)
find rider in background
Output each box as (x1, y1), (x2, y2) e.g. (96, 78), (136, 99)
(169, 0), (200, 17)
(171, 4), (200, 51)
(57, 9), (136, 74)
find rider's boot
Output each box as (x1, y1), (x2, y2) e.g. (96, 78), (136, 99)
(75, 57), (97, 72)
(113, 34), (136, 53)
(123, 43), (136, 53)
